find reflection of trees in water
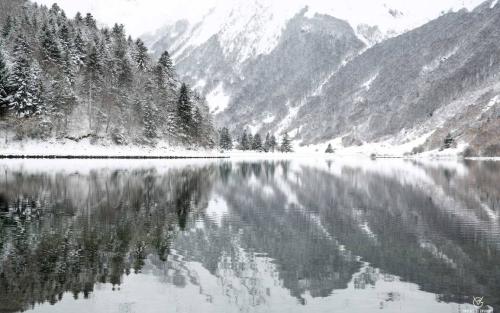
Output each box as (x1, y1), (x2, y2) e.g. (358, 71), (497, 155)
(175, 161), (499, 310)
(0, 161), (499, 312)
(0, 166), (216, 313)
(287, 160), (500, 309)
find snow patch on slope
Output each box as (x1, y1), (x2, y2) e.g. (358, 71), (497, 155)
(206, 83), (230, 115)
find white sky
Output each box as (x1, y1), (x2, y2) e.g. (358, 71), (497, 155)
(34, 0), (220, 37)
(34, 0), (487, 38)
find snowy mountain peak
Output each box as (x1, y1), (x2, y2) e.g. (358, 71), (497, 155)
(146, 0), (488, 66)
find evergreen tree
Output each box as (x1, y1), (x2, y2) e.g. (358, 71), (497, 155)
(192, 106), (203, 141)
(177, 83), (193, 142)
(240, 130), (249, 150)
(143, 102), (157, 140)
(73, 32), (86, 65)
(443, 133), (454, 149)
(40, 23), (62, 65)
(0, 48), (9, 115)
(154, 51), (174, 88)
(9, 36), (41, 117)
(263, 133), (271, 152)
(219, 127), (232, 150)
(270, 135), (277, 152)
(2, 16), (15, 38)
(252, 133), (263, 151)
(280, 133), (293, 153)
(325, 144), (335, 153)
(74, 12), (83, 25)
(134, 39), (149, 71)
(85, 13), (96, 28)
(83, 44), (103, 130)
(248, 133), (254, 150)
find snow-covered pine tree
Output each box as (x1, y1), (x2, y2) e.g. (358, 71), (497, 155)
(85, 13), (96, 28)
(2, 16), (15, 38)
(280, 133), (293, 153)
(177, 83), (193, 143)
(154, 50), (175, 89)
(40, 23), (62, 66)
(247, 133), (254, 150)
(264, 133), (271, 152)
(0, 46), (9, 116)
(73, 31), (86, 65)
(134, 39), (149, 71)
(325, 143), (334, 153)
(240, 130), (249, 150)
(252, 133), (263, 151)
(142, 79), (158, 141)
(270, 135), (277, 152)
(192, 106), (203, 141)
(9, 35), (40, 117)
(83, 44), (103, 130)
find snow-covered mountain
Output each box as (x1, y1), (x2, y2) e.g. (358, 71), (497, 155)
(144, 0), (500, 156)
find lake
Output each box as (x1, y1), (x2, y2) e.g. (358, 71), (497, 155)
(0, 158), (498, 313)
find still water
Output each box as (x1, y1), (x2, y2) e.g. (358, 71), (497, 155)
(0, 159), (499, 313)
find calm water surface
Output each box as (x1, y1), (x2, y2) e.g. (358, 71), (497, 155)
(0, 159), (499, 313)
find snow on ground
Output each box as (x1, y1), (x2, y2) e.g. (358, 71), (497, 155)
(0, 138), (226, 158)
(206, 83), (231, 115)
(361, 72), (379, 90)
(483, 95), (499, 113)
(420, 46), (459, 75)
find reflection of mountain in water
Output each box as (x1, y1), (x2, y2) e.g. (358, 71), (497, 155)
(0, 160), (499, 312)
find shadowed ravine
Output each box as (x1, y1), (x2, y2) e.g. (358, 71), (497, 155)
(0, 159), (498, 313)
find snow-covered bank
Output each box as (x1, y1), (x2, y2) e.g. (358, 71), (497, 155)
(0, 139), (227, 159)
(1, 138), (498, 160)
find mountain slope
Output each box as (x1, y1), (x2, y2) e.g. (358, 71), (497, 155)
(295, 0), (500, 155)
(145, 0), (499, 156)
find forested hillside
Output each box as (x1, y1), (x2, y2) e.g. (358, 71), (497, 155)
(0, 1), (215, 149)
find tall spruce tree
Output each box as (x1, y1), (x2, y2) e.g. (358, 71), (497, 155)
(40, 23), (62, 65)
(280, 133), (293, 153)
(0, 47), (9, 115)
(240, 130), (249, 150)
(134, 39), (149, 71)
(264, 133), (271, 152)
(177, 83), (193, 142)
(154, 51), (174, 88)
(9, 35), (41, 117)
(252, 133), (263, 151)
(219, 127), (232, 150)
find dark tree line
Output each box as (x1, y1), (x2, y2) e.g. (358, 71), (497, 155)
(0, 2), (215, 147)
(218, 127), (293, 152)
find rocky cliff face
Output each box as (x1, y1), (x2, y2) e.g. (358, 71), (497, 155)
(145, 0), (500, 156)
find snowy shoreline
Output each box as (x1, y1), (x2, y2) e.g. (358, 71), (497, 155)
(1, 140), (498, 160)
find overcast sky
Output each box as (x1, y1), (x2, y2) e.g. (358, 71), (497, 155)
(35, 0), (220, 37)
(34, 0), (485, 38)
